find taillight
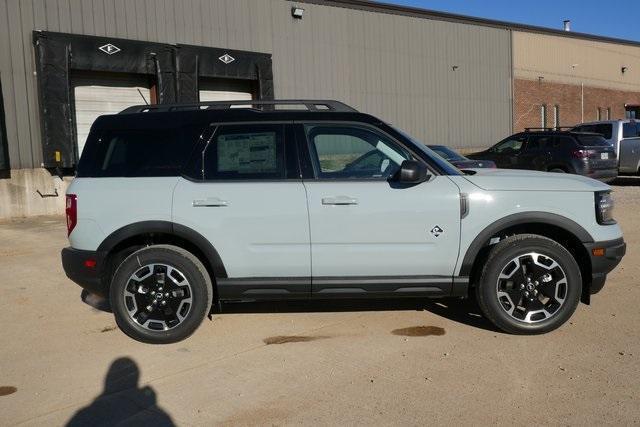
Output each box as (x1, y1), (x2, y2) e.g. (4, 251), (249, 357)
(571, 149), (592, 159)
(66, 194), (77, 236)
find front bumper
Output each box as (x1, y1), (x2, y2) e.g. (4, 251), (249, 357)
(61, 247), (108, 296)
(584, 237), (626, 294)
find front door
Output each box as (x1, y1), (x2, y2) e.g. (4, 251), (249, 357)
(172, 123), (311, 299)
(299, 123), (461, 297)
(490, 134), (527, 168)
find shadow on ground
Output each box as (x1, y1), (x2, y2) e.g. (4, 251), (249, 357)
(82, 291), (498, 333)
(66, 357), (175, 426)
(612, 176), (640, 186)
(217, 297), (500, 333)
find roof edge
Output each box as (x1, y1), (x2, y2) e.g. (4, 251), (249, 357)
(298, 0), (640, 48)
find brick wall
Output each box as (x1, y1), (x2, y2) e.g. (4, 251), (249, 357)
(514, 78), (640, 132)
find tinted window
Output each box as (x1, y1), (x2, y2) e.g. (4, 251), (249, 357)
(553, 136), (576, 148)
(493, 135), (526, 154)
(77, 127), (202, 177)
(428, 146), (465, 161)
(623, 122), (640, 138)
(575, 135), (610, 147)
(203, 124), (285, 180)
(577, 124), (612, 139)
(526, 135), (553, 150)
(305, 124), (411, 179)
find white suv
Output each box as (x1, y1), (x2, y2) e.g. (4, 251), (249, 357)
(61, 100), (626, 343)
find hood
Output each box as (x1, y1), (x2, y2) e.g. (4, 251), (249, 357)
(462, 168), (610, 192)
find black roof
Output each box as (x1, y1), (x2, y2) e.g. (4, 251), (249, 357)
(93, 107), (381, 131)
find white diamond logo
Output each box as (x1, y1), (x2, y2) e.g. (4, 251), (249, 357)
(98, 43), (121, 55)
(218, 53), (235, 64)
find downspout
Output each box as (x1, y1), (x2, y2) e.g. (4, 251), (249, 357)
(581, 82), (584, 123)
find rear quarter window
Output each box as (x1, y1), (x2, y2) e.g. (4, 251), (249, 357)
(77, 126), (203, 177)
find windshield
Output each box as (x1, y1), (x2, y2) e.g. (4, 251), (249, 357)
(575, 135), (610, 147)
(428, 145), (466, 161)
(388, 126), (462, 175)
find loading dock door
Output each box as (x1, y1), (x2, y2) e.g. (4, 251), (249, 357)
(72, 73), (153, 158)
(199, 78), (254, 102)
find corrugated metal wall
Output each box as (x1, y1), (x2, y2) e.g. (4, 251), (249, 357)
(0, 0), (512, 169)
(513, 31), (640, 92)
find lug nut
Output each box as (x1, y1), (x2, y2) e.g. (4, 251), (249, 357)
(524, 291), (529, 297)
(146, 305), (153, 311)
(165, 293), (169, 297)
(520, 284), (525, 290)
(161, 300), (167, 306)
(151, 291), (156, 295)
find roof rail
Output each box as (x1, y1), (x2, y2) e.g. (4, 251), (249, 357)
(119, 99), (358, 114)
(524, 126), (574, 132)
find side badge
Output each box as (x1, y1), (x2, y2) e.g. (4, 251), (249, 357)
(430, 225), (444, 237)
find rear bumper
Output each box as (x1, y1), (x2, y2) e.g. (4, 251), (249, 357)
(61, 247), (108, 296)
(584, 237), (626, 294)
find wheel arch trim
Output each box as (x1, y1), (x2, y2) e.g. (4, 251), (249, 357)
(96, 221), (228, 279)
(458, 212), (594, 276)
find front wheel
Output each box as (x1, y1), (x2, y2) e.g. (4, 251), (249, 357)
(110, 245), (213, 344)
(475, 234), (582, 334)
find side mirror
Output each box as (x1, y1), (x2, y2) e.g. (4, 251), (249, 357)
(396, 160), (430, 184)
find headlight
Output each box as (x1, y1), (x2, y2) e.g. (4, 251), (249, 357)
(595, 191), (615, 225)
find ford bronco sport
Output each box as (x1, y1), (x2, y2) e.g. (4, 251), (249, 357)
(61, 100), (626, 343)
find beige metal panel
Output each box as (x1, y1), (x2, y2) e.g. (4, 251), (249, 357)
(267, 1), (512, 149)
(513, 31), (640, 92)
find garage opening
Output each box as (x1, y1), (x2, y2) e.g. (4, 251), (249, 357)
(199, 78), (255, 102)
(71, 71), (156, 159)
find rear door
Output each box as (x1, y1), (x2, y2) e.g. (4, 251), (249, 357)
(298, 122), (461, 297)
(518, 135), (552, 170)
(172, 122), (311, 299)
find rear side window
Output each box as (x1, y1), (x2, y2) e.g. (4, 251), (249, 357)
(526, 135), (552, 150)
(203, 124), (286, 180)
(575, 135), (609, 147)
(623, 122), (640, 138)
(77, 127), (202, 177)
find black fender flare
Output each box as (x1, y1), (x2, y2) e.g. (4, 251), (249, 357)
(97, 221), (228, 278)
(458, 212), (594, 276)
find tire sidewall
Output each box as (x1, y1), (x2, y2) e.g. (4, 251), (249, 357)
(478, 237), (582, 334)
(110, 246), (212, 344)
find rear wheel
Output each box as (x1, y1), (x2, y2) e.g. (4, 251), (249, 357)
(549, 167), (566, 173)
(475, 234), (581, 334)
(110, 245), (212, 344)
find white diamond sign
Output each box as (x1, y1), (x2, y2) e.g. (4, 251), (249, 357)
(98, 43), (121, 55)
(218, 53), (235, 64)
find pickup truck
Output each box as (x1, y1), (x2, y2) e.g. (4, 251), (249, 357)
(572, 120), (640, 175)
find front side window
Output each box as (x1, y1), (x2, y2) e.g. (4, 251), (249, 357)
(493, 136), (526, 154)
(203, 124), (286, 180)
(305, 124), (410, 179)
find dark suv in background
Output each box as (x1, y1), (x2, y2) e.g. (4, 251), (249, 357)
(468, 130), (618, 182)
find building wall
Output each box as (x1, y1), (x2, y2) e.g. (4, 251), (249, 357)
(513, 31), (640, 91)
(512, 31), (640, 131)
(0, 0), (512, 173)
(514, 79), (640, 131)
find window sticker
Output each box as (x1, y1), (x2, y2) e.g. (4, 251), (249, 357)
(217, 132), (277, 173)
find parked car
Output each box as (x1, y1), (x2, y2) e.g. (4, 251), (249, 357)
(572, 120), (640, 175)
(467, 130), (618, 182)
(428, 145), (496, 169)
(62, 100), (625, 343)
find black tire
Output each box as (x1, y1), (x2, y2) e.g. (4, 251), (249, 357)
(549, 168), (566, 173)
(475, 234), (581, 334)
(110, 244), (213, 344)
